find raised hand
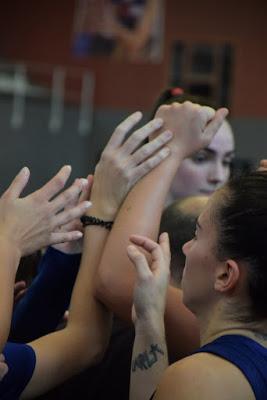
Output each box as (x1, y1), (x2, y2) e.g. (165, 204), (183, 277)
(0, 166), (92, 258)
(91, 111), (173, 218)
(127, 233), (171, 325)
(52, 175), (93, 254)
(155, 101), (229, 159)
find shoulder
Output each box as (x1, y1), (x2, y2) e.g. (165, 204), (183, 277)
(153, 353), (254, 400)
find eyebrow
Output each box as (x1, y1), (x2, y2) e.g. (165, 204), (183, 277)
(204, 148), (235, 157)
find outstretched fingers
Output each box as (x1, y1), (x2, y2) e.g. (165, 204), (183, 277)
(107, 111), (143, 149)
(50, 178), (88, 214)
(131, 130), (173, 166)
(53, 200), (92, 229)
(2, 167), (30, 200)
(33, 165), (72, 202)
(132, 147), (170, 183)
(122, 118), (164, 154)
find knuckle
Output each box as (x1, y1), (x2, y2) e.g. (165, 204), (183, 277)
(100, 150), (110, 163)
(53, 175), (65, 190)
(114, 125), (124, 137)
(133, 129), (146, 143)
(140, 145), (150, 158)
(63, 188), (76, 203)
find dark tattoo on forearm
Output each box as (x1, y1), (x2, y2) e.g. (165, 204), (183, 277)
(132, 344), (165, 372)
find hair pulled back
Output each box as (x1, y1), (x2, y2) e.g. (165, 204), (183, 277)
(216, 171), (267, 320)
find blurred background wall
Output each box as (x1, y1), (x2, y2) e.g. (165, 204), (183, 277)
(0, 0), (266, 192)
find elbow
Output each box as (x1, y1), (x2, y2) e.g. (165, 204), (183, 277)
(94, 269), (113, 307)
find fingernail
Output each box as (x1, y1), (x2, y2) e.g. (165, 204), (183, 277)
(84, 201), (92, 208)
(135, 111), (142, 119)
(21, 166), (29, 174)
(75, 231), (83, 238)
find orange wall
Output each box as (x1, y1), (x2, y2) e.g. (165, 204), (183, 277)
(1, 0), (266, 116)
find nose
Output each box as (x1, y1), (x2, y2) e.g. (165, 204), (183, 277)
(182, 239), (193, 255)
(207, 162), (227, 187)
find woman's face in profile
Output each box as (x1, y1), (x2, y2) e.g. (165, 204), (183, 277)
(169, 121), (235, 199)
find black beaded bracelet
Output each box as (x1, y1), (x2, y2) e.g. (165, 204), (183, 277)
(80, 216), (113, 231)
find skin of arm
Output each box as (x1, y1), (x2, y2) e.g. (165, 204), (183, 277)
(153, 353), (255, 400)
(22, 197), (113, 398)
(20, 111), (173, 398)
(0, 166), (91, 353)
(0, 240), (21, 351)
(95, 102), (228, 359)
(128, 236), (252, 400)
(128, 233), (170, 400)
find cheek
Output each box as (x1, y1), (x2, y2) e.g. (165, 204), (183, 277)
(171, 162), (208, 195)
(223, 167), (231, 184)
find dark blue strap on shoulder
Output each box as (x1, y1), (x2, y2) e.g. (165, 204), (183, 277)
(0, 342), (36, 400)
(195, 334), (267, 400)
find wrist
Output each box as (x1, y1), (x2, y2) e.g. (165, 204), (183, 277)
(134, 314), (165, 340)
(0, 235), (22, 272)
(85, 204), (117, 221)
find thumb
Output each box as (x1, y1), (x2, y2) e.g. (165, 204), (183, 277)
(204, 108), (229, 143)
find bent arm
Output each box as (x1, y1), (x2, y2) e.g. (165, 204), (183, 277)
(95, 103), (227, 359)
(95, 155), (199, 359)
(21, 201), (113, 399)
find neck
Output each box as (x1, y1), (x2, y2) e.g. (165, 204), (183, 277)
(197, 302), (267, 347)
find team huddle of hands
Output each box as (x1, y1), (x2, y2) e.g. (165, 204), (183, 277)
(0, 101), (231, 382)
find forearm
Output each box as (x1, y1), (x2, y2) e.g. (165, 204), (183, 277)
(130, 318), (168, 400)
(10, 247), (80, 342)
(95, 155), (181, 318)
(0, 239), (20, 351)
(24, 206), (113, 399)
(66, 204), (113, 365)
(95, 152), (200, 358)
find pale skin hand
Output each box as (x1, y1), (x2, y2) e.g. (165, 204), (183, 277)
(154, 101), (229, 158)
(0, 165), (92, 259)
(128, 233), (171, 325)
(91, 111), (173, 219)
(95, 101), (229, 360)
(52, 175), (93, 255)
(16, 110), (173, 398)
(127, 233), (171, 400)
(0, 166), (92, 352)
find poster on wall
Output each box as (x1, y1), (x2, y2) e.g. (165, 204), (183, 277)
(72, 0), (164, 63)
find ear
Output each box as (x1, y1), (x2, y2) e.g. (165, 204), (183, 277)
(214, 259), (240, 293)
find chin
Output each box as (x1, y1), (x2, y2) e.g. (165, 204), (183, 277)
(181, 291), (197, 315)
